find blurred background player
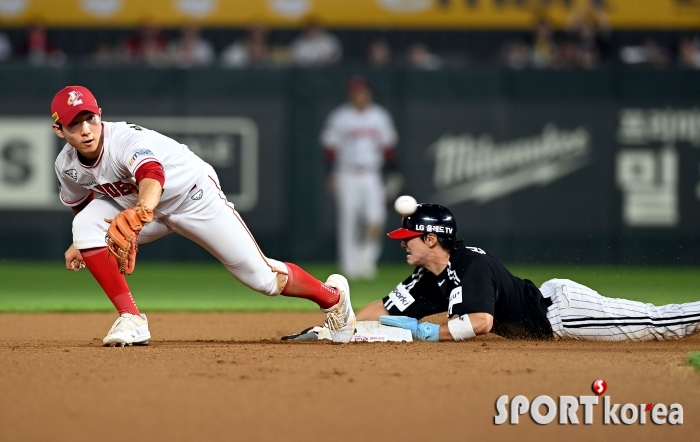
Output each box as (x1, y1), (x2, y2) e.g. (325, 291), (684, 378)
(321, 75), (398, 279)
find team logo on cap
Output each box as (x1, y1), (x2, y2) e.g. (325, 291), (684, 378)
(64, 169), (78, 180)
(67, 91), (84, 106)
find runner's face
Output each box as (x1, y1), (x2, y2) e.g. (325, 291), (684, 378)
(53, 111), (103, 159)
(402, 235), (433, 267)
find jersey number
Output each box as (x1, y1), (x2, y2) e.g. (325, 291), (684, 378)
(95, 181), (138, 198)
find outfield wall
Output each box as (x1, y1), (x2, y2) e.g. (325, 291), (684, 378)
(1, 66), (699, 264)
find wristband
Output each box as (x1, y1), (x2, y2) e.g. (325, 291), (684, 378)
(447, 314), (476, 341)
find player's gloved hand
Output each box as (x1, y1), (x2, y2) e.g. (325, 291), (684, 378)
(105, 206), (153, 275)
(379, 315), (440, 341)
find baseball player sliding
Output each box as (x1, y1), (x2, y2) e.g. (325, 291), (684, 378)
(357, 201), (700, 342)
(51, 85), (356, 346)
(321, 75), (398, 279)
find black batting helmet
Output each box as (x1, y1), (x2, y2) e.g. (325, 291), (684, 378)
(387, 203), (457, 240)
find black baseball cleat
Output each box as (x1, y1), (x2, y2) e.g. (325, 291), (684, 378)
(281, 325), (323, 341)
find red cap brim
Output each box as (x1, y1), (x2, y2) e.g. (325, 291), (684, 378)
(387, 228), (423, 240)
(57, 104), (100, 125)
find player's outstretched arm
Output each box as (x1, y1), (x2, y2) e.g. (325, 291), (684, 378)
(380, 312), (493, 341)
(356, 300), (390, 321)
(136, 178), (162, 212)
(103, 178), (161, 275)
(446, 312), (493, 340)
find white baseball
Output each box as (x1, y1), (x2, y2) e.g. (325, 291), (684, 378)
(394, 195), (418, 216)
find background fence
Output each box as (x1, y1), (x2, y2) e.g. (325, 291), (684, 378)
(1, 66), (700, 264)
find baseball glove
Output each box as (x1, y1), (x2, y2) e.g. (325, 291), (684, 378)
(105, 206), (154, 275)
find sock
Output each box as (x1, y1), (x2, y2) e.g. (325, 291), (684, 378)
(281, 263), (340, 310)
(80, 247), (140, 316)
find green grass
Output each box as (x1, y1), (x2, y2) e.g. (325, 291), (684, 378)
(688, 352), (700, 372)
(0, 262), (699, 312)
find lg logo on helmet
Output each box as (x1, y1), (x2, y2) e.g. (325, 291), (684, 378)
(414, 224), (453, 234)
(494, 380), (683, 425)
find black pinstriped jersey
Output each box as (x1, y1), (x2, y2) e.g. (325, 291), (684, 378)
(382, 246), (554, 339)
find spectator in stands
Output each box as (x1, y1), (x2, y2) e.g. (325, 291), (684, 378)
(169, 25), (215, 68)
(0, 31), (11, 62)
(620, 39), (670, 67)
(501, 41), (530, 70)
(566, 2), (610, 69)
(92, 41), (117, 66)
(572, 19), (601, 69)
(221, 24), (272, 69)
(530, 19), (557, 69)
(567, 0), (611, 36)
(122, 23), (168, 66)
(407, 42), (442, 70)
(678, 37), (700, 69)
(557, 38), (579, 69)
(21, 24), (65, 66)
(367, 39), (392, 68)
(290, 21), (342, 67)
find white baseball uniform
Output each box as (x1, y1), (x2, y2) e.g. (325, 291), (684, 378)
(55, 121), (286, 295)
(321, 103), (398, 279)
(541, 279), (700, 341)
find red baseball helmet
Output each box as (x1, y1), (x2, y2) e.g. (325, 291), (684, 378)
(51, 85), (100, 125)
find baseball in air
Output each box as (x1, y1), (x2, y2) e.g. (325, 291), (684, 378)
(394, 195), (418, 216)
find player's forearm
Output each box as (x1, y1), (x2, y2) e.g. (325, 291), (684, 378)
(356, 300), (390, 321)
(136, 178), (162, 210)
(439, 324), (454, 340)
(443, 313), (494, 341)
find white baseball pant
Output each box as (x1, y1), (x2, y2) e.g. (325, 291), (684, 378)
(541, 278), (700, 341)
(335, 170), (386, 278)
(72, 165), (285, 296)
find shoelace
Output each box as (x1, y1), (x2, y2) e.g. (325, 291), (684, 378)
(324, 308), (344, 332)
(110, 315), (138, 333)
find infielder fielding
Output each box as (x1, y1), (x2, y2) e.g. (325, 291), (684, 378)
(52, 85), (356, 346)
(358, 202), (700, 342)
(321, 75), (398, 279)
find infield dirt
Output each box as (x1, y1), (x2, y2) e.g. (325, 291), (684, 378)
(1, 312), (699, 442)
